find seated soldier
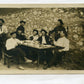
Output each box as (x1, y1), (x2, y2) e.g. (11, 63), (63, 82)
(16, 30), (39, 64)
(50, 19), (67, 41)
(29, 29), (39, 63)
(45, 30), (69, 69)
(5, 32), (29, 70)
(38, 29), (50, 45)
(16, 30), (27, 40)
(29, 29), (39, 41)
(0, 19), (8, 61)
(54, 30), (69, 65)
(38, 29), (52, 68)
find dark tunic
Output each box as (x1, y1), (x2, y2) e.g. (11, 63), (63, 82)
(0, 26), (8, 60)
(16, 25), (25, 33)
(16, 34), (26, 40)
(51, 25), (67, 41)
(38, 35), (51, 44)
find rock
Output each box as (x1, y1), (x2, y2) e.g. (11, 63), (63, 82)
(73, 34), (79, 39)
(77, 41), (83, 46)
(33, 11), (38, 15)
(0, 8), (83, 50)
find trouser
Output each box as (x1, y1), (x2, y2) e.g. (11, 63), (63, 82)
(31, 50), (38, 62)
(39, 49), (53, 65)
(55, 51), (66, 64)
(6, 47), (26, 65)
(0, 48), (2, 60)
(39, 51), (46, 64)
(18, 45), (37, 61)
(49, 50), (66, 66)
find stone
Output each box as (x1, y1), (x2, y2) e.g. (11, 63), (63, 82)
(73, 34), (79, 40)
(77, 41), (83, 46)
(0, 8), (83, 50)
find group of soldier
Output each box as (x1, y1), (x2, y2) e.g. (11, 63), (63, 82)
(0, 18), (69, 70)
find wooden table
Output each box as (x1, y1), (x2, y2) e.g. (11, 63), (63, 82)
(22, 41), (56, 67)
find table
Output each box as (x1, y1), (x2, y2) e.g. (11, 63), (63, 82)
(22, 41), (56, 67)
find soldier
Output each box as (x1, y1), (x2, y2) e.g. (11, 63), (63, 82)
(0, 19), (8, 61)
(16, 20), (26, 40)
(50, 19), (67, 41)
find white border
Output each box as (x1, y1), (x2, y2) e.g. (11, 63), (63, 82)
(0, 0), (84, 4)
(0, 1), (84, 84)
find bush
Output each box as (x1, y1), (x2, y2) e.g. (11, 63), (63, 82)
(62, 49), (84, 70)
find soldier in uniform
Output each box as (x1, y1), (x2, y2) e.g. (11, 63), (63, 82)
(0, 19), (8, 61)
(16, 20), (26, 40)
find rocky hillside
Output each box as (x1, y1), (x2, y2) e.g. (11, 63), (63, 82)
(0, 8), (84, 50)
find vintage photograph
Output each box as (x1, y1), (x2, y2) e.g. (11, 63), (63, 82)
(0, 5), (84, 74)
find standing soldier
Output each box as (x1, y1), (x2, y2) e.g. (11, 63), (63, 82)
(50, 19), (67, 41)
(0, 19), (8, 61)
(16, 20), (26, 40)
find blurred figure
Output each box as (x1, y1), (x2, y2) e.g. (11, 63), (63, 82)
(48, 31), (55, 45)
(29, 29), (39, 41)
(38, 29), (50, 45)
(28, 29), (39, 64)
(16, 20), (26, 40)
(5, 32), (29, 70)
(46, 30), (69, 69)
(0, 19), (8, 61)
(38, 29), (53, 69)
(50, 19), (67, 41)
(16, 30), (27, 40)
(16, 20), (26, 33)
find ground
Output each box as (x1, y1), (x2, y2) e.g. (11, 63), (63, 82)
(0, 59), (64, 74)
(0, 60), (84, 74)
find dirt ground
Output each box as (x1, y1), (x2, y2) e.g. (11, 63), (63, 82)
(0, 61), (63, 70)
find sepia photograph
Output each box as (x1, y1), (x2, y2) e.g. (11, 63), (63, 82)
(0, 4), (84, 74)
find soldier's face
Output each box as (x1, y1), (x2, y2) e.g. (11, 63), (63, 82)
(18, 30), (22, 34)
(21, 23), (25, 26)
(12, 34), (16, 38)
(42, 31), (46, 36)
(33, 31), (37, 36)
(60, 31), (65, 37)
